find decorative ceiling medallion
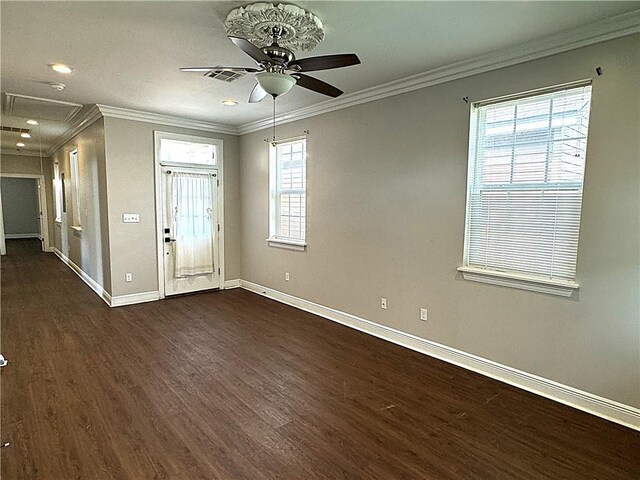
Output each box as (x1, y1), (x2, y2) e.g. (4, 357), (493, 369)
(225, 3), (325, 51)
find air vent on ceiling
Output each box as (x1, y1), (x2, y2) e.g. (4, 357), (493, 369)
(205, 70), (246, 82)
(0, 126), (30, 133)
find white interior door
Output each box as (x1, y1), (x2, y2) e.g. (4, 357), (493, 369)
(162, 166), (220, 296)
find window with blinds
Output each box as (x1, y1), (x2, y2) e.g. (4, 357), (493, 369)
(462, 83), (592, 287)
(269, 138), (307, 245)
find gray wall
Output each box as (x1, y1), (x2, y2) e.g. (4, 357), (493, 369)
(51, 118), (112, 295)
(103, 118), (240, 297)
(0, 154), (55, 245)
(239, 35), (640, 408)
(1, 177), (40, 235)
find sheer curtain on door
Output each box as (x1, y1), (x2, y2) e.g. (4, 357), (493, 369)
(169, 172), (214, 277)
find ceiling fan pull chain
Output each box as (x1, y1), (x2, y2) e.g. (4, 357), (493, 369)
(272, 96), (277, 145)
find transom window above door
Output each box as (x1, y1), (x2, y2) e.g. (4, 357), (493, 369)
(157, 132), (217, 166)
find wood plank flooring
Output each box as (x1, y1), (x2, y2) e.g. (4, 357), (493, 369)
(1, 239), (639, 479)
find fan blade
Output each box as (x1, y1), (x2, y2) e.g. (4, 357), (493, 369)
(249, 83), (268, 103)
(228, 36), (272, 64)
(180, 66), (261, 73)
(293, 73), (343, 97)
(289, 54), (360, 72)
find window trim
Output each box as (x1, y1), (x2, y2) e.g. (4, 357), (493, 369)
(267, 136), (307, 251)
(53, 161), (63, 224)
(459, 81), (592, 296)
(457, 266), (578, 297)
(69, 149), (82, 230)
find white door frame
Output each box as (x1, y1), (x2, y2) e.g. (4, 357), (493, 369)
(0, 173), (51, 252)
(153, 131), (225, 299)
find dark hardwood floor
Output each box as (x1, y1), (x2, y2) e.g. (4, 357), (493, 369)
(1, 239), (638, 479)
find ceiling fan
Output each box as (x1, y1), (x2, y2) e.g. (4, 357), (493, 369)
(180, 26), (360, 103)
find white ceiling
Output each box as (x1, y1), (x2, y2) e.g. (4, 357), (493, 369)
(1, 1), (639, 155)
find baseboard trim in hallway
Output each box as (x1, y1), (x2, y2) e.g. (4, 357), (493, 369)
(54, 248), (159, 308)
(111, 291), (161, 307)
(239, 279), (640, 431)
(54, 248), (112, 306)
(224, 279), (241, 289)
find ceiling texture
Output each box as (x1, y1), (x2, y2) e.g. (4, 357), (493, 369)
(1, 1), (639, 156)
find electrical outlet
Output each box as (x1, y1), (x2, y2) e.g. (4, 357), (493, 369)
(285, 272), (290, 282)
(381, 298), (387, 310)
(420, 308), (428, 321)
(125, 273), (132, 282)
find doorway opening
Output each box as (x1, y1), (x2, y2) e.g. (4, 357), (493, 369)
(0, 174), (50, 255)
(154, 132), (224, 298)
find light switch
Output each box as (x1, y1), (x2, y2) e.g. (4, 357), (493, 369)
(123, 213), (140, 223)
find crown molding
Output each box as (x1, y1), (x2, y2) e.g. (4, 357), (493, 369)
(1, 148), (50, 158)
(237, 10), (640, 135)
(46, 105), (103, 156)
(95, 105), (237, 136)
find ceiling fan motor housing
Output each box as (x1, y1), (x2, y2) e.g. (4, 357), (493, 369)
(263, 43), (295, 68)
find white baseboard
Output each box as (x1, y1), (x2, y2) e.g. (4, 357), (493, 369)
(5, 233), (39, 239)
(53, 248), (112, 307)
(54, 248), (161, 308)
(239, 279), (640, 431)
(110, 291), (161, 307)
(224, 279), (241, 289)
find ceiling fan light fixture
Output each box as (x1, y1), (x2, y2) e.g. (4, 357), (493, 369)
(50, 63), (73, 74)
(256, 72), (296, 97)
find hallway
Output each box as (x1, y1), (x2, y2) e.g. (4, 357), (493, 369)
(1, 239), (639, 479)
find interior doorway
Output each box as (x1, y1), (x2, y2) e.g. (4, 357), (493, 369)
(154, 132), (225, 298)
(0, 174), (50, 254)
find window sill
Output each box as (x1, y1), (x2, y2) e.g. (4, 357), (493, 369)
(71, 225), (82, 233)
(457, 266), (578, 297)
(266, 238), (306, 252)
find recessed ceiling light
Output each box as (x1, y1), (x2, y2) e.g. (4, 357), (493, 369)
(20, 133), (31, 138)
(26, 119), (39, 125)
(50, 63), (73, 74)
(16, 142), (25, 147)
(221, 100), (238, 106)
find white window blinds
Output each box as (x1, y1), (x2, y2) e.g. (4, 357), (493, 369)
(270, 139), (307, 242)
(463, 83), (592, 282)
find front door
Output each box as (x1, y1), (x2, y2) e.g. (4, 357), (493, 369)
(161, 166), (220, 296)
